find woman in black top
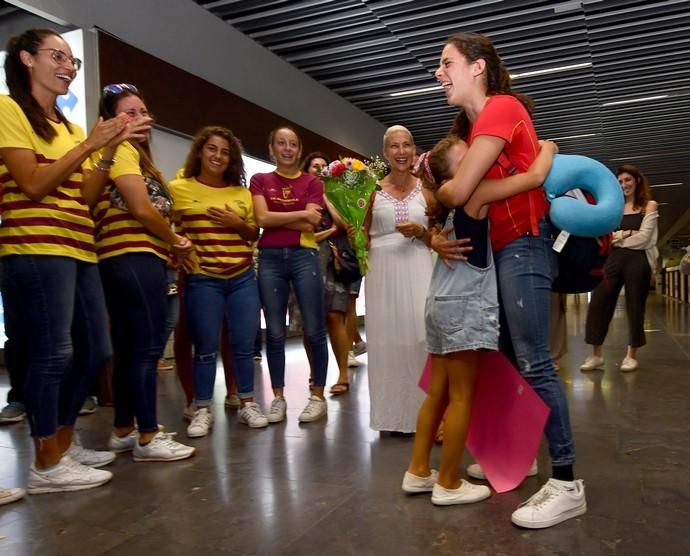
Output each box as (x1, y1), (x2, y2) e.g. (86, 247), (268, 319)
(581, 164), (658, 372)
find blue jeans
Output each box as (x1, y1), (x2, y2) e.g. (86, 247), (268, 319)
(164, 268), (179, 345)
(494, 219), (576, 466)
(185, 269), (260, 404)
(258, 248), (328, 389)
(0, 255), (111, 437)
(100, 253), (167, 433)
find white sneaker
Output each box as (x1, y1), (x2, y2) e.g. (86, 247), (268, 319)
(108, 430), (137, 453)
(511, 478), (587, 529)
(620, 356), (639, 372)
(431, 480), (491, 505)
(238, 402), (269, 428)
(66, 435), (115, 468)
(467, 459), (538, 481)
(0, 402), (26, 424)
(79, 396), (98, 415)
(186, 408), (213, 438)
(267, 397), (287, 423)
(298, 395), (327, 423)
(0, 487), (25, 505)
(133, 431), (196, 462)
(183, 403), (196, 421)
(27, 455), (112, 494)
(353, 340), (367, 356)
(402, 469), (438, 493)
(224, 394), (241, 409)
(580, 355), (604, 371)
(347, 351), (360, 368)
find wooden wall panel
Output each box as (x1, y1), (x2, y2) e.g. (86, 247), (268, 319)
(97, 31), (363, 164)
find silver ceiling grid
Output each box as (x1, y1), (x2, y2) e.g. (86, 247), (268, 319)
(195, 0), (690, 248)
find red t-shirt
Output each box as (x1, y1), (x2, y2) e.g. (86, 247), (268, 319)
(469, 95), (549, 251)
(249, 170), (324, 248)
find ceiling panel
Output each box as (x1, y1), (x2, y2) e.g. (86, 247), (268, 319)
(135, 2), (690, 243)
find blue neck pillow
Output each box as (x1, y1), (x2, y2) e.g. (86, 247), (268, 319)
(543, 154), (624, 237)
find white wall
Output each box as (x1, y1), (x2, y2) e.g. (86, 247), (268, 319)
(8, 0), (387, 156)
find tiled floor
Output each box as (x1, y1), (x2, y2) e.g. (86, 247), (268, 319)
(0, 293), (688, 555)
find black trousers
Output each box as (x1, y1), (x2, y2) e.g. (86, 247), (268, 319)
(585, 248), (651, 348)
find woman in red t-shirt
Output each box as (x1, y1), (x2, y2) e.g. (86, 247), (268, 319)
(429, 32), (585, 529)
(250, 127), (329, 424)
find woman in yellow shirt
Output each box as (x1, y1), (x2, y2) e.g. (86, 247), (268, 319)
(94, 83), (195, 462)
(170, 126), (265, 436)
(0, 28), (135, 494)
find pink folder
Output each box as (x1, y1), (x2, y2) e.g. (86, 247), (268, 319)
(418, 352), (550, 493)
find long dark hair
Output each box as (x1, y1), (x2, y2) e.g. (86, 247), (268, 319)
(98, 87), (166, 187)
(4, 28), (73, 141)
(446, 32), (533, 139)
(617, 164), (652, 212)
(183, 126), (246, 186)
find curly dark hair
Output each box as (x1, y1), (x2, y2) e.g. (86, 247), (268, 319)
(616, 164), (652, 212)
(184, 126), (246, 186)
(4, 28), (73, 141)
(445, 32), (533, 139)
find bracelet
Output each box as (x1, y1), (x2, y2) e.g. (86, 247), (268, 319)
(93, 157), (115, 172)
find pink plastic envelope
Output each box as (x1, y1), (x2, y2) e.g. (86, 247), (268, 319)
(418, 352), (550, 493)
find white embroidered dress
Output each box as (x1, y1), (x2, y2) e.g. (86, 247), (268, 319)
(364, 182), (432, 432)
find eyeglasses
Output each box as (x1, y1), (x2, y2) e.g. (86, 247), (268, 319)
(37, 48), (82, 71)
(102, 83), (139, 96)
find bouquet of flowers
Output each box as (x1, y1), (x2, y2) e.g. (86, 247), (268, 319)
(321, 157), (387, 274)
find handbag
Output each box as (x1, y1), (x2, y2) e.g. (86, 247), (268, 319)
(328, 233), (361, 284)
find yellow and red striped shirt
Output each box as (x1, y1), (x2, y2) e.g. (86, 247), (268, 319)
(92, 141), (170, 261)
(169, 177), (255, 279)
(0, 95), (96, 262)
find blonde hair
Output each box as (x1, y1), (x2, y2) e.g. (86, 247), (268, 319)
(382, 125), (414, 150)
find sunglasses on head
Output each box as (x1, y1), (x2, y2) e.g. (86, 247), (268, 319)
(102, 83), (139, 96)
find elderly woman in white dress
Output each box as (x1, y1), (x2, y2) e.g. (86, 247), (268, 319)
(363, 126), (434, 434)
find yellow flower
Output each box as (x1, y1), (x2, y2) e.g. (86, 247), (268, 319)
(351, 159), (365, 171)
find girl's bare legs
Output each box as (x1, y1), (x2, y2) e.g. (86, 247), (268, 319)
(327, 311), (350, 389)
(437, 351), (479, 489)
(407, 355), (449, 477)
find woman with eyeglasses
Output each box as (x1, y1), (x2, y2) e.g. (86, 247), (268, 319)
(250, 127), (329, 423)
(170, 126), (266, 436)
(94, 82), (196, 461)
(0, 28), (141, 493)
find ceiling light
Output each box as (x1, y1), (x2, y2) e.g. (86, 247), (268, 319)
(548, 133), (598, 140)
(602, 95), (669, 106)
(649, 182), (683, 188)
(510, 62), (592, 79)
(389, 85), (443, 97)
(388, 62), (592, 97)
(610, 150), (687, 161)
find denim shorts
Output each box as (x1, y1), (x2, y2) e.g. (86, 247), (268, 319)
(425, 212), (499, 354)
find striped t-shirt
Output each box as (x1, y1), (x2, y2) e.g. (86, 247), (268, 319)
(169, 177), (255, 279)
(0, 95), (97, 263)
(92, 141), (170, 261)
